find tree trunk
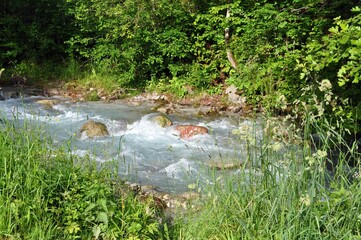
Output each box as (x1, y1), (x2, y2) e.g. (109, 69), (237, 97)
(225, 8), (238, 70)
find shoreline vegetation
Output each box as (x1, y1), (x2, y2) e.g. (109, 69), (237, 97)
(1, 84), (360, 239)
(1, 0), (361, 238)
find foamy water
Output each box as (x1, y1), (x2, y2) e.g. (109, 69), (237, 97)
(0, 95), (262, 193)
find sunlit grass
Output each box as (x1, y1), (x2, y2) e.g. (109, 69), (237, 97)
(0, 118), (167, 239)
(175, 117), (361, 239)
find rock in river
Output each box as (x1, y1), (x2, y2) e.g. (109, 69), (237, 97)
(153, 115), (173, 127)
(37, 99), (59, 108)
(80, 120), (109, 138)
(175, 125), (208, 139)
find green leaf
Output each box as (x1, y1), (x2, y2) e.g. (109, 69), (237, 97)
(329, 26), (339, 34)
(97, 198), (108, 213)
(92, 225), (101, 239)
(96, 211), (108, 226)
(84, 203), (97, 213)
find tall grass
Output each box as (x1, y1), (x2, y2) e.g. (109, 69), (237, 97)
(175, 117), (361, 239)
(0, 119), (167, 239)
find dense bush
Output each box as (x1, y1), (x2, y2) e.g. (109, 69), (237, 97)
(1, 0), (360, 128)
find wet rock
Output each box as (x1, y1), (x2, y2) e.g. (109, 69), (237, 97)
(180, 191), (200, 200)
(157, 106), (175, 114)
(45, 88), (62, 96)
(200, 109), (220, 117)
(80, 120), (109, 138)
(226, 85), (246, 106)
(228, 105), (243, 113)
(153, 115), (173, 127)
(9, 92), (21, 99)
(175, 125), (208, 139)
(37, 99), (59, 108)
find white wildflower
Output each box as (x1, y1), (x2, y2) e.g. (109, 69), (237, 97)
(325, 93), (332, 105)
(315, 104), (325, 117)
(278, 94), (288, 110)
(300, 194), (311, 206)
(353, 172), (361, 179)
(305, 156), (315, 165)
(319, 79), (332, 92)
(233, 124), (256, 145)
(315, 150), (327, 159)
(270, 142), (283, 152)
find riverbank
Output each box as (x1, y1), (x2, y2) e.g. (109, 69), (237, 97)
(0, 85), (244, 220)
(0, 120), (170, 239)
(1, 80), (361, 239)
(17, 77), (259, 118)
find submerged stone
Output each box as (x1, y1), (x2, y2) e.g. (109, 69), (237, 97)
(80, 120), (109, 138)
(153, 115), (173, 127)
(37, 99), (59, 108)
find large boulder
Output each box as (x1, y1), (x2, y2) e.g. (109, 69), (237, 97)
(80, 120), (109, 138)
(175, 125), (208, 139)
(153, 115), (173, 127)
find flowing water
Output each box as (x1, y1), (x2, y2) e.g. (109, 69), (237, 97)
(0, 89), (264, 193)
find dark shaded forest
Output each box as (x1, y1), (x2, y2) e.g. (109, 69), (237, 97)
(1, 0), (361, 130)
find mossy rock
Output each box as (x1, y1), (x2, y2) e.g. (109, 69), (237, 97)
(80, 120), (109, 138)
(153, 115), (173, 128)
(37, 99), (59, 108)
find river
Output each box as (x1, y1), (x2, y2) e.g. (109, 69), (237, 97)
(0, 88), (264, 193)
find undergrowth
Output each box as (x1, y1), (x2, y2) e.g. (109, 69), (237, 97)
(0, 119), (168, 239)
(174, 80), (361, 239)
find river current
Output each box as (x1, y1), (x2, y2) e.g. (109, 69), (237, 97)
(0, 90), (263, 193)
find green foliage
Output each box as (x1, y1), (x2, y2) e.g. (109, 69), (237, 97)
(298, 7), (361, 130)
(176, 117), (361, 239)
(1, 0), (360, 126)
(64, 0), (196, 87)
(84, 90), (100, 101)
(300, 7), (361, 89)
(223, 2), (317, 103)
(0, 120), (164, 239)
(0, 0), (75, 64)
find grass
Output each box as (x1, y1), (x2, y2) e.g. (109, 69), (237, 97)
(174, 119), (361, 239)
(0, 119), (167, 239)
(0, 75), (360, 239)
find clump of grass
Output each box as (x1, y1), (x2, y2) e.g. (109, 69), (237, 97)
(175, 119), (361, 239)
(175, 80), (361, 239)
(0, 119), (167, 239)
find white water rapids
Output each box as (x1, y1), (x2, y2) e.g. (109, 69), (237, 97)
(0, 93), (264, 193)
